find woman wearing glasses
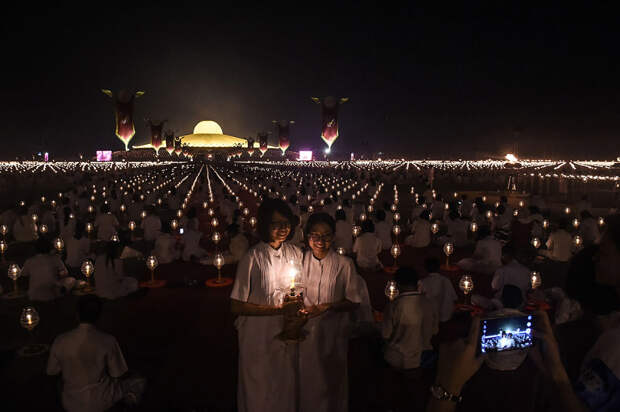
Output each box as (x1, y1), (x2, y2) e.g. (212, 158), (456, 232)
(299, 212), (369, 412)
(230, 198), (303, 412)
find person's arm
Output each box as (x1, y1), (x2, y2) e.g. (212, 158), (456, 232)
(530, 311), (589, 412)
(427, 318), (485, 412)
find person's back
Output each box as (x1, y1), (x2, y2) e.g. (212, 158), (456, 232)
(95, 212), (118, 241)
(229, 232), (249, 262)
(492, 259), (531, 299)
(47, 295), (145, 411)
(13, 214), (36, 242)
(353, 232), (382, 270)
(181, 227), (204, 261)
(65, 234), (90, 269)
(475, 236), (503, 267)
(154, 232), (177, 264)
(382, 267), (438, 369)
(407, 218), (431, 248)
(579, 216), (600, 246)
(23, 248), (70, 301)
(141, 214), (161, 242)
(546, 228), (573, 262)
(375, 220), (392, 250)
(420, 258), (458, 323)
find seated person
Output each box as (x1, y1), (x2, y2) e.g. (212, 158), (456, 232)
(539, 218), (573, 262)
(140, 206), (162, 243)
(47, 295), (146, 411)
(228, 223), (249, 263)
(94, 203), (119, 241)
(405, 210), (432, 248)
(578, 210), (600, 246)
(374, 210), (392, 250)
(95, 241), (139, 299)
(181, 220), (206, 262)
(22, 237), (74, 301)
(382, 266), (438, 370)
(419, 257), (458, 322)
(153, 224), (180, 264)
(334, 209), (353, 253)
(457, 226), (502, 274)
(352, 219), (383, 271)
(12, 206), (37, 243)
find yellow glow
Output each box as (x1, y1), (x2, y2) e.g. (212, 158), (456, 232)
(505, 153), (518, 163)
(193, 120), (224, 135)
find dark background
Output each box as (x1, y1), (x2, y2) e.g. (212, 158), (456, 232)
(1, 2), (618, 159)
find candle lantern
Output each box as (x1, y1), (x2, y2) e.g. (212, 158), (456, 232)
(212, 231), (221, 245)
(573, 235), (583, 248)
(359, 212), (367, 222)
(598, 217), (605, 227)
(391, 204), (398, 212)
(140, 210), (147, 219)
(0, 240), (7, 261)
(518, 200), (525, 208)
(564, 207), (571, 215)
(392, 225), (401, 236)
(482, 196), (487, 203)
(54, 237), (64, 253)
(249, 217), (257, 229)
(572, 218), (580, 229)
(393, 212), (400, 222)
(278, 259), (306, 342)
(86, 222), (93, 234)
(208, 208), (215, 217)
(459, 275), (474, 296)
(390, 243), (401, 267)
(202, 201), (208, 209)
(336, 247), (346, 255)
(513, 209), (519, 217)
(88, 205), (94, 214)
(110, 234), (120, 242)
(352, 225), (362, 237)
(542, 219), (549, 230)
(39, 224), (48, 234)
(0, 224), (7, 237)
(213, 253), (225, 283)
(157, 198), (163, 206)
(120, 204), (126, 213)
(31, 214), (38, 223)
(18, 306), (48, 356)
(442, 242), (456, 270)
(211, 217), (219, 228)
(431, 222), (439, 235)
(4, 264), (26, 299)
(385, 280), (400, 301)
(469, 222), (478, 233)
(243, 208), (250, 217)
(81, 259), (95, 291)
(177, 209), (183, 218)
(444, 203), (450, 211)
(367, 205), (374, 213)
(486, 210), (493, 219)
(530, 271), (542, 289)
(531, 237), (541, 249)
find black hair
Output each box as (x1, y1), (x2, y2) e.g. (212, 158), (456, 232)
(361, 219), (375, 233)
(394, 266), (419, 289)
(376, 210), (386, 222)
(501, 285), (523, 309)
(74, 220), (86, 240)
(187, 207), (197, 219)
(580, 210), (592, 219)
(497, 204), (506, 215)
(424, 257), (441, 273)
(63, 206), (72, 226)
(420, 210), (431, 221)
(256, 198), (295, 243)
(557, 218), (569, 230)
(105, 240), (122, 266)
(335, 209), (346, 221)
(35, 237), (52, 254)
(77, 294), (103, 324)
(100, 203), (110, 214)
(227, 223), (240, 237)
(305, 212), (336, 237)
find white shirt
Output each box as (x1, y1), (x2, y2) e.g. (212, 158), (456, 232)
(181, 228), (204, 261)
(22, 253), (68, 301)
(545, 229), (573, 262)
(353, 232), (382, 269)
(141, 215), (162, 242)
(579, 218), (600, 245)
(229, 233), (249, 262)
(419, 273), (458, 322)
(94, 213), (119, 241)
(12, 216), (37, 242)
(473, 236), (503, 268)
(406, 219), (431, 248)
(382, 291), (438, 369)
(47, 323), (128, 412)
(153, 233), (178, 264)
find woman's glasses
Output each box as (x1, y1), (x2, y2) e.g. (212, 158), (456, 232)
(309, 233), (334, 242)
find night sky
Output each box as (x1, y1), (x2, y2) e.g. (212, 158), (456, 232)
(1, 3), (618, 159)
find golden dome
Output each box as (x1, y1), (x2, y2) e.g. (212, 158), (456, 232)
(193, 121), (223, 135)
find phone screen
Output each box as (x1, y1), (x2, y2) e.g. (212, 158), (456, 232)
(480, 314), (534, 353)
(179, 228), (184, 234)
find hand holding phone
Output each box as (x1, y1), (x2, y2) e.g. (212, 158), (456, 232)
(479, 313), (534, 354)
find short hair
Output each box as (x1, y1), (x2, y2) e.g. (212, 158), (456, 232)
(376, 210), (386, 222)
(335, 209), (346, 221)
(305, 212), (336, 236)
(580, 210), (592, 219)
(420, 210), (431, 221)
(361, 219), (375, 233)
(77, 295), (102, 324)
(394, 266), (419, 288)
(100, 203), (110, 214)
(501, 285), (523, 309)
(424, 257), (441, 273)
(478, 225), (491, 238)
(497, 204), (506, 215)
(557, 218), (569, 230)
(256, 198), (295, 243)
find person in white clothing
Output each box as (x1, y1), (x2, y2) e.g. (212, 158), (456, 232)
(47, 295), (146, 411)
(22, 238), (74, 301)
(12, 206), (37, 242)
(457, 226), (503, 274)
(382, 266), (438, 370)
(230, 199), (303, 412)
(94, 204), (119, 241)
(181, 220), (206, 262)
(578, 210), (600, 246)
(405, 210), (432, 248)
(539, 219), (573, 262)
(491, 246), (531, 302)
(227, 224), (249, 263)
(153, 225), (180, 264)
(140, 207), (161, 242)
(352, 220), (383, 271)
(299, 212), (366, 412)
(419, 257), (458, 322)
(374, 210), (392, 250)
(334, 209), (353, 253)
(94, 241), (139, 299)
(64, 221), (92, 277)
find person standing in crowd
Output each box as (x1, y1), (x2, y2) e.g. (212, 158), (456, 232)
(140, 205), (161, 243)
(94, 203), (119, 241)
(12, 206), (37, 243)
(94, 241), (139, 299)
(227, 223), (249, 263)
(457, 225), (502, 274)
(540, 218), (573, 262)
(47, 295), (146, 411)
(299, 212), (366, 412)
(22, 237), (74, 301)
(230, 199), (303, 412)
(64, 221), (91, 278)
(405, 210), (432, 248)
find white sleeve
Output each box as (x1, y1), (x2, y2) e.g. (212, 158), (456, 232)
(230, 250), (256, 302)
(343, 259), (364, 304)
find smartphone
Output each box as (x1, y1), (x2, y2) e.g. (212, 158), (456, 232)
(179, 228), (184, 234)
(479, 314), (534, 354)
